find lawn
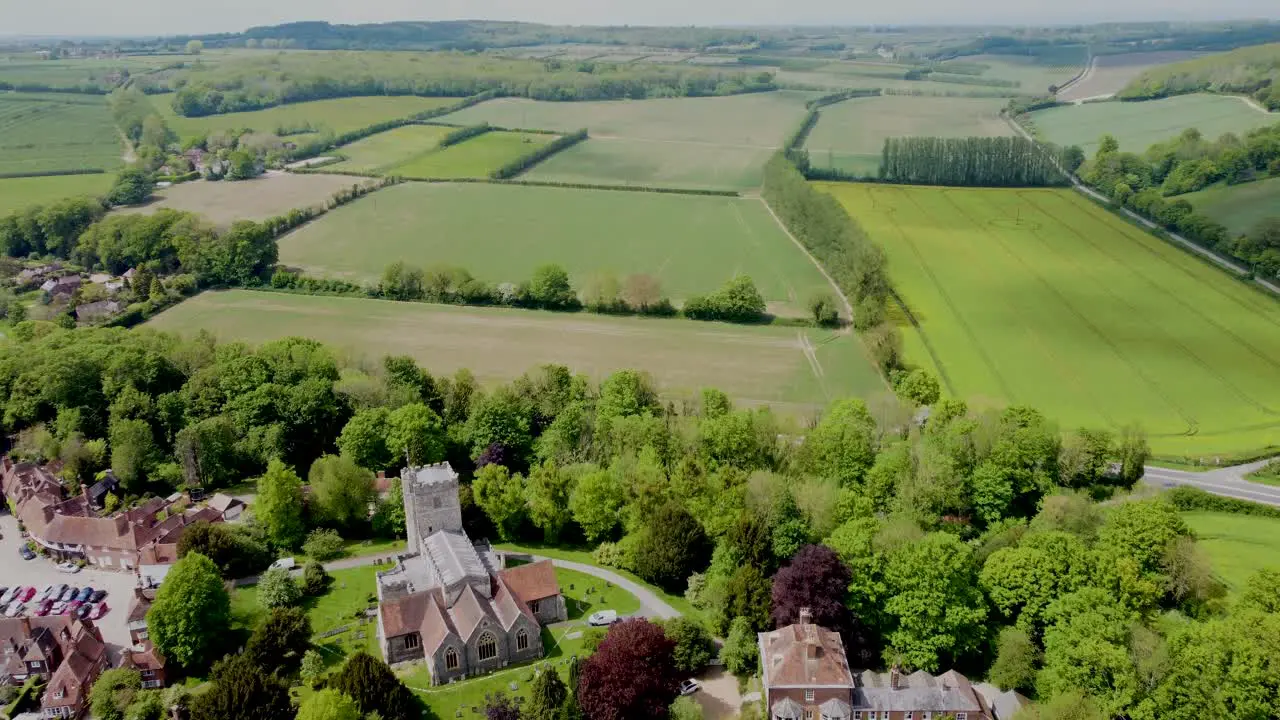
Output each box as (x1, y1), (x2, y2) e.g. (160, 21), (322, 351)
(113, 172), (372, 226)
(1057, 51), (1204, 101)
(0, 93), (123, 175)
(277, 181), (834, 317)
(386, 131), (555, 179)
(0, 173), (115, 215)
(150, 94), (461, 142)
(326, 125), (454, 173)
(1026, 94), (1278, 155)
(804, 95), (1013, 178)
(819, 183), (1280, 459)
(146, 290), (885, 416)
(1184, 176), (1280, 237)
(1181, 512), (1280, 594)
(438, 91), (811, 189)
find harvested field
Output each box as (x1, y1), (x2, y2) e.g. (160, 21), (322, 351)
(1027, 94), (1277, 155)
(1184, 176), (1280, 237)
(0, 173), (115, 215)
(819, 182), (1280, 458)
(0, 92), (122, 175)
(146, 290), (885, 413)
(387, 131), (555, 179)
(805, 95), (1013, 177)
(438, 92), (811, 189)
(326, 125), (453, 173)
(1057, 51), (1203, 101)
(151, 94), (461, 142)
(114, 172), (372, 226)
(277, 182), (834, 318)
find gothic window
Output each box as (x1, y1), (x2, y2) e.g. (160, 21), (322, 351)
(477, 632), (498, 661)
(404, 634), (420, 650)
(530, 599), (540, 614)
(445, 647), (459, 670)
(516, 629), (529, 651)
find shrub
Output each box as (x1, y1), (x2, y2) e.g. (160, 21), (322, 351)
(1165, 486), (1280, 519)
(302, 528), (345, 561)
(258, 567), (301, 609)
(302, 560), (332, 595)
(682, 276), (766, 323)
(808, 292), (840, 327)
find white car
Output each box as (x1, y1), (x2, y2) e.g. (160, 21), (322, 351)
(5, 603), (24, 618)
(57, 562), (80, 574)
(37, 585), (55, 601)
(0, 588), (17, 605)
(587, 610), (618, 627)
(680, 679), (701, 696)
(269, 557), (296, 571)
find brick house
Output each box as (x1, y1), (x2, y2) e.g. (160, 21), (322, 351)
(376, 464), (565, 683)
(0, 617), (108, 718)
(121, 589), (166, 689)
(759, 610), (989, 720)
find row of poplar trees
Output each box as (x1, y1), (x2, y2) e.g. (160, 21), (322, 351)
(879, 136), (1068, 187)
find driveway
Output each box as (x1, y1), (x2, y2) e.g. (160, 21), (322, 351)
(529, 555), (680, 620)
(1143, 460), (1280, 507)
(693, 667), (744, 720)
(0, 514), (138, 662)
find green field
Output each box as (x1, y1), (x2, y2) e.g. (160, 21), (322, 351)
(386, 131), (554, 178)
(1182, 512), (1280, 595)
(1184, 176), (1280, 237)
(1028, 94), (1277, 155)
(278, 182), (833, 316)
(150, 93), (460, 142)
(0, 173), (115, 215)
(819, 183), (1280, 458)
(438, 91), (811, 189)
(0, 93), (122, 175)
(326, 124), (453, 173)
(146, 290), (885, 414)
(805, 95), (1013, 177)
(944, 51), (1088, 95)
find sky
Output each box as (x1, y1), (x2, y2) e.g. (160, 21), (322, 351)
(3, 0), (1278, 37)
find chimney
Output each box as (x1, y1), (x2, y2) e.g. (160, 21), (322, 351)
(890, 665), (901, 690)
(798, 607), (813, 626)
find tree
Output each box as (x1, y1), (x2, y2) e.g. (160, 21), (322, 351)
(190, 654), (294, 720)
(578, 619), (680, 720)
(882, 533), (987, 671)
(1012, 691), (1106, 720)
(633, 502), (711, 593)
(770, 544), (852, 632)
(1037, 589), (1139, 719)
(989, 626), (1039, 693)
(621, 273), (663, 311)
(300, 649), (327, 687)
(526, 668), (568, 720)
(296, 689), (360, 720)
(801, 398), (878, 486)
(257, 567), (302, 609)
(247, 606), (312, 674)
(387, 403), (446, 466)
(528, 264), (577, 309)
(524, 460), (575, 542)
(90, 667), (141, 720)
(569, 468), (625, 542)
(303, 560), (332, 595)
(256, 459), (305, 549)
(670, 696), (704, 720)
(177, 521), (270, 579)
(147, 552), (230, 669)
(1240, 567), (1280, 613)
(722, 616), (759, 677)
(108, 168), (154, 206)
(227, 150), (258, 181)
(486, 692), (522, 720)
(662, 617), (715, 673)
(372, 476), (407, 538)
(337, 408), (392, 471)
(110, 418), (156, 493)
(808, 292), (840, 327)
(309, 454), (375, 529)
(330, 652), (418, 720)
(723, 564), (773, 632)
(466, 388), (533, 458)
(472, 463), (527, 539)
(302, 528), (345, 561)
(893, 368), (941, 406)
(979, 531), (1089, 632)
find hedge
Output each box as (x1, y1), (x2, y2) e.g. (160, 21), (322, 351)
(439, 123), (492, 148)
(155, 171), (200, 184)
(805, 88), (881, 110)
(1165, 486), (1280, 519)
(489, 129), (590, 180)
(0, 168), (107, 180)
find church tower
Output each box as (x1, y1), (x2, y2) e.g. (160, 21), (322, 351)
(400, 463), (463, 553)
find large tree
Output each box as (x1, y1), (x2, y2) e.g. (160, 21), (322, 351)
(471, 463), (527, 540)
(296, 689), (361, 720)
(800, 398), (878, 487)
(308, 454), (375, 529)
(882, 533), (987, 671)
(722, 616), (759, 677)
(979, 531), (1090, 632)
(329, 652), (418, 720)
(387, 403), (446, 466)
(770, 544), (852, 631)
(336, 407), (392, 471)
(662, 618), (716, 674)
(257, 567), (301, 609)
(633, 502), (711, 593)
(578, 619), (680, 720)
(525, 668), (569, 720)
(177, 521), (271, 579)
(246, 606), (312, 674)
(523, 460), (575, 542)
(89, 667), (141, 720)
(1037, 588), (1140, 719)
(569, 467), (625, 542)
(147, 552), (231, 669)
(255, 459), (305, 549)
(190, 654), (294, 720)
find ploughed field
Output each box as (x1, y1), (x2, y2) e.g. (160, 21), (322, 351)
(277, 181), (834, 318)
(146, 290), (885, 414)
(820, 182), (1280, 458)
(804, 95), (1014, 178)
(113, 172), (371, 226)
(0, 92), (123, 175)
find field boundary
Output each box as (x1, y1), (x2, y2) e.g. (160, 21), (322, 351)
(288, 168), (742, 197)
(0, 168), (108, 181)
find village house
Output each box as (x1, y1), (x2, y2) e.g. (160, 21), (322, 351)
(120, 589), (167, 689)
(759, 610), (991, 720)
(16, 264), (60, 287)
(206, 493), (245, 522)
(1, 458), (224, 572)
(0, 616), (109, 718)
(376, 463), (565, 683)
(39, 275), (81, 297)
(73, 299), (124, 324)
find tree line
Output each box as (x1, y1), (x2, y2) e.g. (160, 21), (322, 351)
(879, 136), (1069, 187)
(490, 129), (589, 180)
(1116, 42), (1280, 110)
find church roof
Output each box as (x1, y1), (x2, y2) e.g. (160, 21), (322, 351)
(497, 560), (559, 602)
(424, 531), (489, 592)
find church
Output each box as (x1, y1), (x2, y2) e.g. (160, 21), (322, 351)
(375, 463), (566, 683)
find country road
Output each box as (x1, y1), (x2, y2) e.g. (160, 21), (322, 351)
(1143, 460), (1280, 507)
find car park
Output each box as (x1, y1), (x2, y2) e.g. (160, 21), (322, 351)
(76, 587), (93, 603)
(587, 610), (619, 626)
(51, 602), (67, 615)
(679, 679), (701, 696)
(89, 589), (107, 603)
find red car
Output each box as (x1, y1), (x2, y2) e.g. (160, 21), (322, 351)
(17, 587), (35, 603)
(91, 602), (108, 620)
(35, 599), (53, 617)
(65, 600), (82, 616)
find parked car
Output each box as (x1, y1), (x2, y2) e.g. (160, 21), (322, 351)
(35, 600), (53, 617)
(58, 587), (77, 602)
(269, 557), (296, 571)
(18, 587), (35, 603)
(56, 562), (80, 574)
(51, 602), (68, 615)
(75, 587), (93, 603)
(587, 610), (619, 627)
(38, 585), (54, 601)
(18, 545), (35, 561)
(91, 602), (108, 620)
(75, 603), (91, 619)
(65, 601), (82, 616)
(89, 589), (106, 603)
(52, 585), (67, 601)
(0, 588), (16, 605)
(5, 603), (24, 618)
(679, 679), (701, 696)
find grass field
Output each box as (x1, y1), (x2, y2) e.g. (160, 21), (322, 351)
(114, 172), (371, 225)
(150, 93), (461, 142)
(0, 92), (122, 175)
(386, 131), (555, 179)
(1057, 51), (1204, 101)
(277, 182), (833, 316)
(819, 183), (1280, 458)
(146, 290), (885, 414)
(0, 55), (181, 90)
(1184, 176), (1280, 237)
(1181, 512), (1280, 594)
(804, 95), (1013, 177)
(326, 124), (453, 173)
(944, 51), (1088, 95)
(438, 91), (811, 189)
(0, 173), (115, 215)
(1027, 94), (1277, 155)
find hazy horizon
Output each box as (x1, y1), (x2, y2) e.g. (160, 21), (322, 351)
(3, 0), (1279, 39)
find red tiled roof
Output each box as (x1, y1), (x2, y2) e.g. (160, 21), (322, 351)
(760, 621), (856, 689)
(497, 560), (560, 603)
